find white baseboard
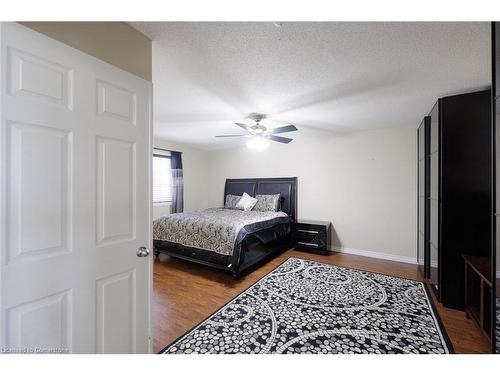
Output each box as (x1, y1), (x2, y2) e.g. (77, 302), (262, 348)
(330, 246), (500, 276)
(330, 246), (417, 265)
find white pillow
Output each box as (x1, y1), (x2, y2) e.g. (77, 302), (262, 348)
(235, 192), (258, 211)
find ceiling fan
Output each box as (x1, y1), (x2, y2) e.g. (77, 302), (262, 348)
(215, 114), (298, 148)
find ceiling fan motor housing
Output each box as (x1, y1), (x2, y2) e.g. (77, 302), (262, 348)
(248, 112), (266, 122)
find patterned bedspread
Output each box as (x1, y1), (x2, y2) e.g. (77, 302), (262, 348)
(153, 208), (290, 256)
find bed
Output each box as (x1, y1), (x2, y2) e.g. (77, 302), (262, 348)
(153, 177), (297, 277)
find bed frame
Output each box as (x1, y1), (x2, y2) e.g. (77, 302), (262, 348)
(153, 177), (297, 277)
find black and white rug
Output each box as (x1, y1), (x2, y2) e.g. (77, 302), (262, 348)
(496, 298), (500, 353)
(161, 257), (453, 354)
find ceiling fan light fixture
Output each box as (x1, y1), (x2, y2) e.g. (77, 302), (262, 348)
(246, 137), (270, 151)
(216, 115), (297, 146)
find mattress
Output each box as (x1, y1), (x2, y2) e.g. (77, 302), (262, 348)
(153, 208), (290, 256)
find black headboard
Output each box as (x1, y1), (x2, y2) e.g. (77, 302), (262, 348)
(224, 177), (297, 220)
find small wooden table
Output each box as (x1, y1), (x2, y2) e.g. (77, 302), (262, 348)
(462, 255), (492, 340)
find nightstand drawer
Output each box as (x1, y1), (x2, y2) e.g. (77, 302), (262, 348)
(296, 228), (320, 234)
(296, 241), (321, 248)
(293, 230), (326, 245)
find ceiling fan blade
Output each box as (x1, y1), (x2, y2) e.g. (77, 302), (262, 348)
(234, 122), (250, 131)
(268, 124), (298, 134)
(269, 135), (293, 144)
(215, 134), (247, 138)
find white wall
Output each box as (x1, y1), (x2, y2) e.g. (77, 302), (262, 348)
(153, 138), (210, 219)
(207, 126), (417, 261)
(154, 126), (418, 261)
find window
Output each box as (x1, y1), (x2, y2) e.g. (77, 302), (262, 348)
(153, 149), (172, 204)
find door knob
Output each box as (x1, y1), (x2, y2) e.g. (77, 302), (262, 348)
(136, 246), (150, 257)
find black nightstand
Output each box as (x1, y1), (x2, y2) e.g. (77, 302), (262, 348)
(292, 219), (331, 255)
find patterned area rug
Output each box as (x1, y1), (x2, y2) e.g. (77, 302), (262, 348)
(161, 257), (453, 354)
(496, 298), (500, 353)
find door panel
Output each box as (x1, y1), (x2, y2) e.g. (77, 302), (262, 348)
(0, 22), (152, 353)
(418, 232), (425, 266)
(97, 80), (136, 125)
(96, 270), (136, 354)
(6, 121), (72, 264)
(430, 198), (439, 248)
(418, 160), (424, 201)
(7, 47), (73, 109)
(430, 152), (439, 199)
(417, 117), (430, 277)
(428, 101), (440, 296)
(96, 137), (136, 246)
(5, 289), (72, 353)
(430, 109), (439, 153)
(494, 22), (500, 354)
(418, 193), (424, 234)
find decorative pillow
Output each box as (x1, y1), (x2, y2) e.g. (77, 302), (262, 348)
(235, 192), (258, 211)
(252, 194), (281, 212)
(224, 194), (241, 209)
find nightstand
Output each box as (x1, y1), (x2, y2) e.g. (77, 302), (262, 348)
(292, 219), (331, 255)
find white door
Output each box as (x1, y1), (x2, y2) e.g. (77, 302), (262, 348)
(0, 23), (152, 353)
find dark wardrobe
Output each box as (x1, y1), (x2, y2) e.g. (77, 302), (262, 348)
(417, 90), (492, 311)
(492, 21), (500, 355)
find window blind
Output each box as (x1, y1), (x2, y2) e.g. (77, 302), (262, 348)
(153, 149), (172, 203)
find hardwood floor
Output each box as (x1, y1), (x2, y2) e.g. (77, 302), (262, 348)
(152, 249), (491, 354)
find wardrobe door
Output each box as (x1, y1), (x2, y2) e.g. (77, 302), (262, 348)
(429, 101), (440, 299)
(417, 117), (430, 278)
(417, 121), (425, 274)
(493, 21), (500, 354)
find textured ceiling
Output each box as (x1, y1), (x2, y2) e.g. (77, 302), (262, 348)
(130, 22), (490, 149)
